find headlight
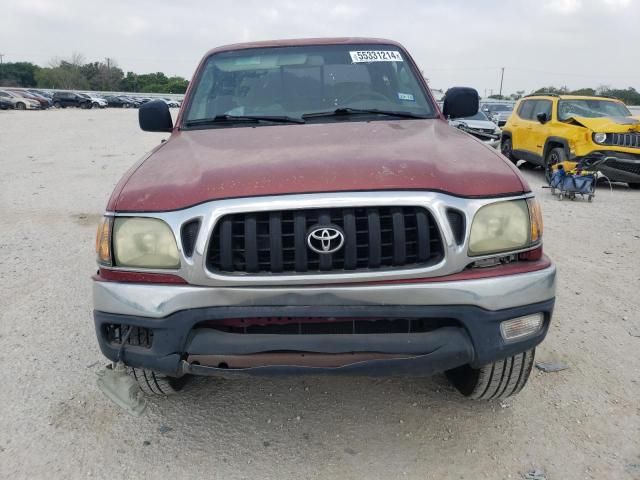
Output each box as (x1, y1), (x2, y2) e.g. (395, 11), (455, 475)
(593, 132), (607, 144)
(112, 217), (180, 268)
(469, 199), (542, 256)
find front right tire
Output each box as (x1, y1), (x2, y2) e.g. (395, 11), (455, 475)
(446, 349), (535, 400)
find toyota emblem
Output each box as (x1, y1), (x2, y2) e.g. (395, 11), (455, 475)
(307, 225), (345, 254)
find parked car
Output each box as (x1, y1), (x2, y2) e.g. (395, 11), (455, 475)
(449, 110), (501, 148)
(79, 93), (107, 108)
(0, 89), (40, 110)
(164, 98), (181, 108)
(5, 88), (52, 109)
(105, 95), (140, 108)
(27, 89), (53, 99)
(501, 94), (640, 189)
(52, 91), (93, 109)
(482, 103), (514, 126)
(94, 38), (555, 402)
(0, 97), (13, 110)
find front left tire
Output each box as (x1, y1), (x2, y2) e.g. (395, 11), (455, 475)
(500, 137), (516, 164)
(545, 147), (566, 184)
(129, 367), (188, 395)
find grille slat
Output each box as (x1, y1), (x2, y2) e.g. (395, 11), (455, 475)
(219, 218), (233, 271)
(367, 207), (382, 268)
(208, 206), (444, 274)
(244, 214), (259, 273)
(391, 207), (406, 266)
(604, 132), (640, 149)
(343, 208), (357, 270)
(269, 212), (283, 273)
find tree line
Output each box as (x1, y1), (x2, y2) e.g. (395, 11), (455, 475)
(0, 55), (189, 94)
(488, 86), (640, 105)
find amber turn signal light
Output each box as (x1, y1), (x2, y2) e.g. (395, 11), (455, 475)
(527, 198), (543, 244)
(95, 216), (113, 266)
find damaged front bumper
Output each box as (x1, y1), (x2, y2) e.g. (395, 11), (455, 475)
(92, 262), (556, 377)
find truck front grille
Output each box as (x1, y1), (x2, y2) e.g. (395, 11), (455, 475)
(206, 206), (444, 274)
(604, 132), (640, 149)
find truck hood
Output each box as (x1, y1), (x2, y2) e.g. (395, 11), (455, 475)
(109, 119), (528, 212)
(570, 115), (640, 132)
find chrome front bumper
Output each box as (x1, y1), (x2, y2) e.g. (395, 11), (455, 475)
(94, 264), (556, 318)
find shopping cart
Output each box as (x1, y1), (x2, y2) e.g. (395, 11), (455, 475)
(548, 156), (609, 202)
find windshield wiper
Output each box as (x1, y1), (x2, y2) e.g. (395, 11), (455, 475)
(185, 114), (305, 126)
(302, 107), (429, 120)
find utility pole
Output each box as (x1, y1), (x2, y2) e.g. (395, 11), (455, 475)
(499, 67), (505, 99)
(0, 54), (4, 85)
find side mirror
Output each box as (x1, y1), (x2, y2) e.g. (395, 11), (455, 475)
(443, 87), (479, 119)
(139, 100), (173, 132)
(536, 112), (548, 124)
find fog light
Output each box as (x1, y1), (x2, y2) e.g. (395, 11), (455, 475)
(500, 314), (543, 341)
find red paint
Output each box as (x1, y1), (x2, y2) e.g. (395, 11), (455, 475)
(106, 37), (530, 212)
(109, 120), (527, 212)
(346, 255), (552, 286)
(94, 255), (550, 287)
(95, 269), (187, 284)
(518, 245), (543, 261)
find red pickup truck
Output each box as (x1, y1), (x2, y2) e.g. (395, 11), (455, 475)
(94, 38), (555, 401)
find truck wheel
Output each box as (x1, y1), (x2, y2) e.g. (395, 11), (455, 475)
(544, 147), (566, 184)
(500, 137), (516, 163)
(446, 349), (535, 400)
(129, 367), (188, 395)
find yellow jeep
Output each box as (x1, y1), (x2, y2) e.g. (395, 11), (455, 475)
(501, 94), (640, 189)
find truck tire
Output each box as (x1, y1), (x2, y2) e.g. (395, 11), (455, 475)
(129, 367), (188, 395)
(446, 349), (535, 400)
(544, 147), (567, 184)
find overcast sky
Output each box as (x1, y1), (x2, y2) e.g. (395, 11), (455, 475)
(3, 0), (639, 94)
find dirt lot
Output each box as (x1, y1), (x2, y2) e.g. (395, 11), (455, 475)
(0, 108), (638, 480)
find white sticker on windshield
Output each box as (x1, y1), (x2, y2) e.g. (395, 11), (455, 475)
(398, 93), (415, 101)
(349, 50), (403, 63)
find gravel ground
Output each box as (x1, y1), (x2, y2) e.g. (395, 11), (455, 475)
(0, 108), (639, 480)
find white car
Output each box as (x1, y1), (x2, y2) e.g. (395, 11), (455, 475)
(0, 90), (41, 110)
(80, 94), (108, 108)
(449, 111), (502, 148)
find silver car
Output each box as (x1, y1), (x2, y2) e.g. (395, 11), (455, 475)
(0, 90), (40, 110)
(481, 103), (514, 127)
(449, 111), (502, 148)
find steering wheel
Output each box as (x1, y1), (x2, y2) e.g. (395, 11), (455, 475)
(342, 91), (390, 104)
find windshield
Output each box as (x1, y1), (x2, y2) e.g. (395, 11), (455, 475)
(485, 104), (512, 112)
(464, 111), (490, 121)
(184, 44), (436, 125)
(558, 99), (631, 121)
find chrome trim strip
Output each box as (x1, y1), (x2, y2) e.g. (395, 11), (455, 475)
(93, 264), (556, 318)
(104, 191), (535, 286)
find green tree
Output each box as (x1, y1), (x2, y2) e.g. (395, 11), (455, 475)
(0, 62), (40, 87)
